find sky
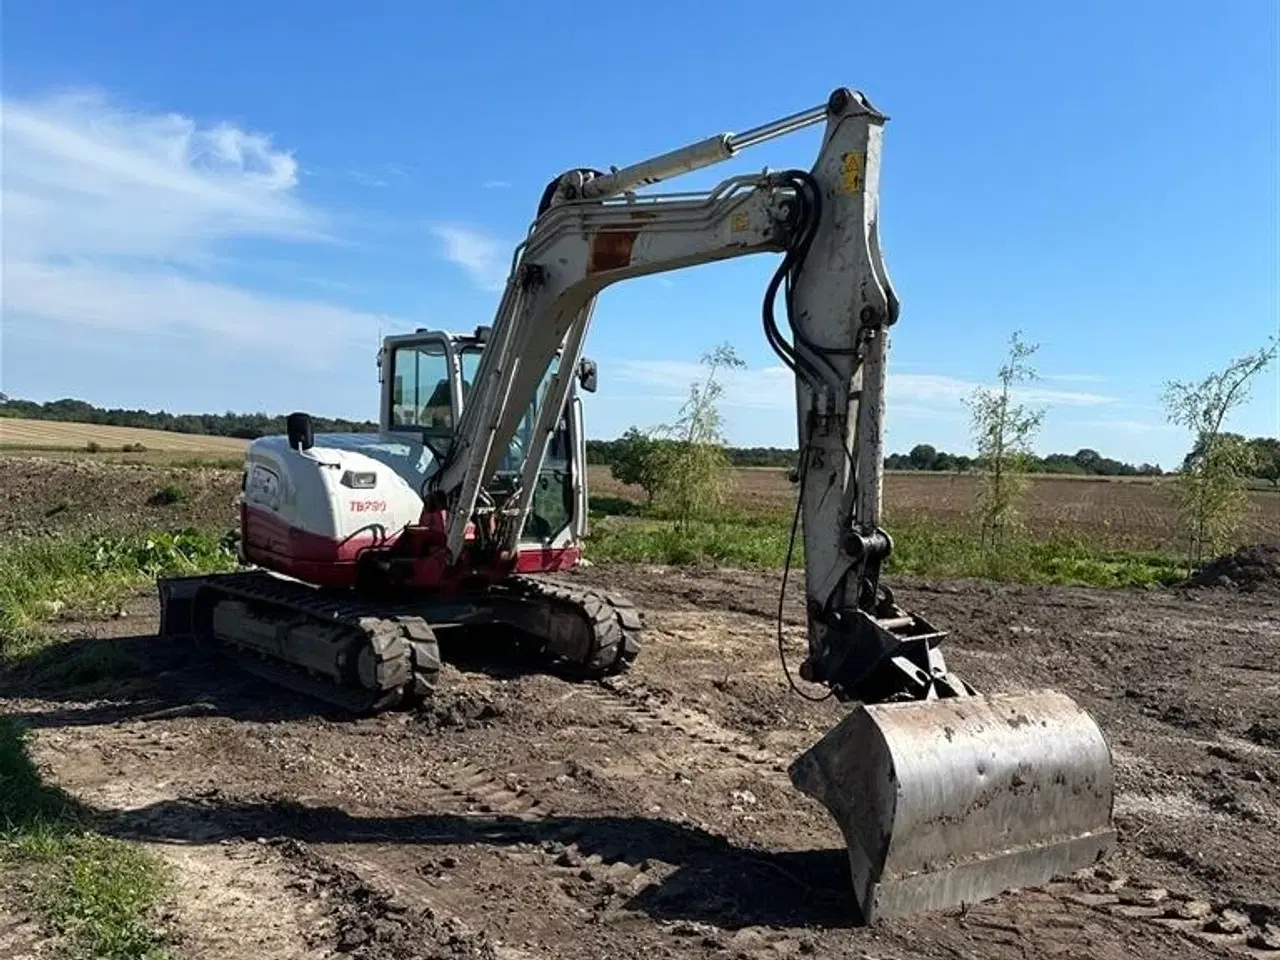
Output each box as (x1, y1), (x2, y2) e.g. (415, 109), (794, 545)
(2, 0), (1277, 469)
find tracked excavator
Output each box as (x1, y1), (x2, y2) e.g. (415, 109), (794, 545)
(158, 87), (1116, 922)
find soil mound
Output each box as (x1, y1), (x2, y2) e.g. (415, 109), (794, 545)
(1186, 541), (1280, 594)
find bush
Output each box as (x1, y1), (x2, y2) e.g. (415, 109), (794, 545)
(609, 427), (665, 503)
(147, 484), (191, 506)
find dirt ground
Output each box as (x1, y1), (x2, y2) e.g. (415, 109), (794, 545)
(0, 455), (242, 539)
(4, 562), (1279, 959)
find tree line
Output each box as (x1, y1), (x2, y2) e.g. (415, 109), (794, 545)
(585, 437), (798, 469)
(8, 393), (1274, 490)
(589, 435), (1280, 483)
(0, 396), (379, 438)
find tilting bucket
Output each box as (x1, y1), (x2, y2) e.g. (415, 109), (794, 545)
(789, 689), (1115, 922)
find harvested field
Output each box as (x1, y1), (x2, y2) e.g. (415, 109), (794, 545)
(590, 465), (1280, 553)
(2, 457), (1280, 959)
(0, 418), (249, 454)
(0, 456), (242, 539)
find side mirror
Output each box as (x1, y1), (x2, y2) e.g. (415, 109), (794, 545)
(286, 412), (314, 451)
(578, 358), (598, 394)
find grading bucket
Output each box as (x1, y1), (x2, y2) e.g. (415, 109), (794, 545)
(789, 688), (1115, 922)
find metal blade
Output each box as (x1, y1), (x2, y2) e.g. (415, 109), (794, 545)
(789, 688), (1116, 921)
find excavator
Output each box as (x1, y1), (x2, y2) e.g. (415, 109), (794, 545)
(157, 87), (1116, 923)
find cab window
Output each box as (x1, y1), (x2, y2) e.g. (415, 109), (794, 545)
(391, 342), (452, 430)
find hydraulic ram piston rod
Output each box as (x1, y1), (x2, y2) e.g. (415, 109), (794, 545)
(578, 102), (828, 201)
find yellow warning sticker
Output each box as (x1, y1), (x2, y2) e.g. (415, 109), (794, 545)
(730, 212), (750, 233)
(841, 152), (865, 194)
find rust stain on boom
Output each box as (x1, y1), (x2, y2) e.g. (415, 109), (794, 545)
(587, 229), (638, 273)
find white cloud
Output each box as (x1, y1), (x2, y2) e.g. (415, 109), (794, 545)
(482, 179), (512, 189)
(430, 224), (510, 291)
(348, 169), (389, 188)
(609, 359), (1117, 415)
(1, 89), (389, 362)
(5, 261), (385, 367)
(2, 90), (323, 263)
(1042, 373), (1108, 384)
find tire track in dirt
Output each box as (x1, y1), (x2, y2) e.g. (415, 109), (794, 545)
(296, 746), (825, 959)
(578, 676), (790, 776)
(579, 677), (1280, 957)
(17, 671), (1270, 959)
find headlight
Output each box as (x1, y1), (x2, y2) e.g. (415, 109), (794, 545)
(340, 470), (378, 489)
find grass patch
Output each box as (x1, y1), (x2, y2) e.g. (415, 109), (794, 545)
(882, 517), (1185, 587)
(0, 718), (174, 959)
(147, 483), (191, 506)
(588, 513), (794, 567)
(0, 528), (239, 658)
(588, 494), (648, 518)
(584, 511), (1184, 588)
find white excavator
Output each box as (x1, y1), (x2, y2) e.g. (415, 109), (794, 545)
(158, 87), (1116, 922)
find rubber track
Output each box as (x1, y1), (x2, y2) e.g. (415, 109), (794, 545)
(191, 571), (440, 714)
(506, 575), (644, 675)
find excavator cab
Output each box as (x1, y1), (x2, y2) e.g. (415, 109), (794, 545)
(379, 327), (593, 554)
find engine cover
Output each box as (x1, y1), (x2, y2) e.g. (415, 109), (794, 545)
(239, 432), (433, 587)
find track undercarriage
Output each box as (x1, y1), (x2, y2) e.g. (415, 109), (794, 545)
(157, 570), (644, 714)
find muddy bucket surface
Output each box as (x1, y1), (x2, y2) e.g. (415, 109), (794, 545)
(788, 688), (1115, 922)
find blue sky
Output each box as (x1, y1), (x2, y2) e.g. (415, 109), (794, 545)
(2, 0), (1276, 469)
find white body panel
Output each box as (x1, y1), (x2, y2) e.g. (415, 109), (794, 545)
(242, 433), (433, 543)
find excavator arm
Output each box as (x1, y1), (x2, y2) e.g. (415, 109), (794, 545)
(428, 87), (1116, 921)
(433, 89), (955, 703)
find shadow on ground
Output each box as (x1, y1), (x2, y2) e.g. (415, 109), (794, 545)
(0, 627), (603, 730)
(98, 793), (859, 930)
(1, 633), (356, 728)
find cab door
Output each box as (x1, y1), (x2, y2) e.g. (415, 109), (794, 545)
(379, 332), (462, 437)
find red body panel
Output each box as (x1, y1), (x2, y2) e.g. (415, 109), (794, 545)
(241, 502), (384, 587)
(240, 503), (581, 591)
(515, 545), (582, 573)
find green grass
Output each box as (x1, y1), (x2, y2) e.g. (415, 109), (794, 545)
(0, 528), (239, 658)
(0, 529), (241, 952)
(585, 508), (1185, 588)
(0, 718), (174, 959)
(880, 517), (1185, 587)
(147, 483), (192, 506)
